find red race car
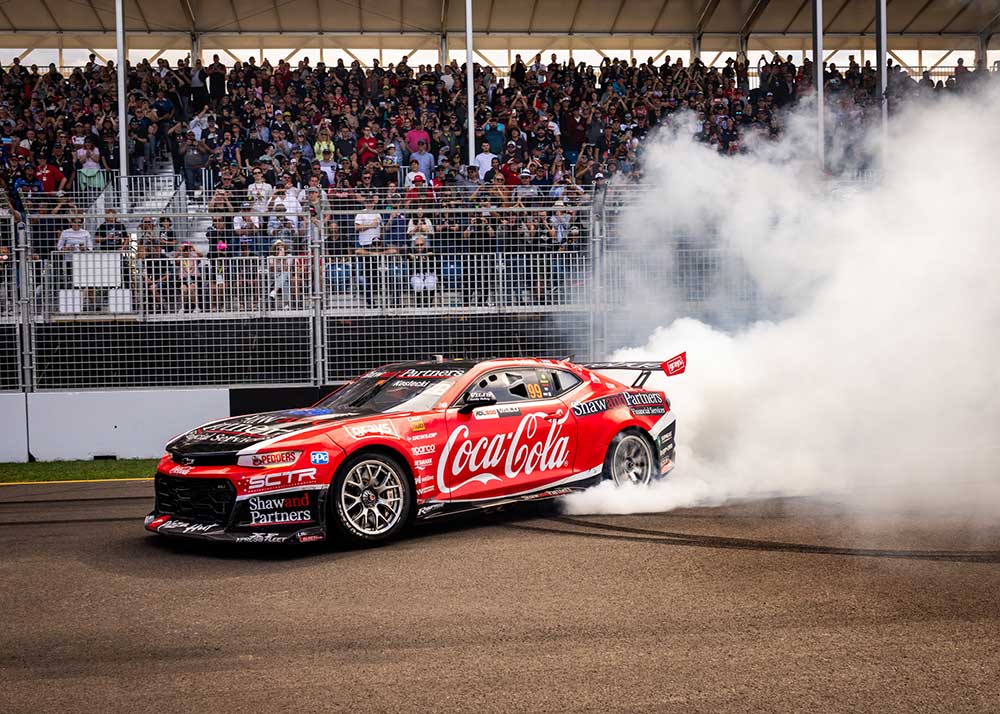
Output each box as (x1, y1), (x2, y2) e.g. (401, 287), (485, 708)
(145, 356), (683, 546)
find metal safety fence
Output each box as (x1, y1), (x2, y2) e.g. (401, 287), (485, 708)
(2, 183), (770, 391)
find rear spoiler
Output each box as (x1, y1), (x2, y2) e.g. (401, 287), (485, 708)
(581, 352), (686, 388)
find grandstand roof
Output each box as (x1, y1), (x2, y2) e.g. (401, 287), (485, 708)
(1, 0), (997, 51)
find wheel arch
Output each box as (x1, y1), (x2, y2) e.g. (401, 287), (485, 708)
(601, 425), (658, 484)
(335, 443), (416, 485)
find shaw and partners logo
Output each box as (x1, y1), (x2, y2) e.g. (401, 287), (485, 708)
(436, 412), (570, 495)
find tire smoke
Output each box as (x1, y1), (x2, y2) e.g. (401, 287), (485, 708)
(563, 86), (1000, 517)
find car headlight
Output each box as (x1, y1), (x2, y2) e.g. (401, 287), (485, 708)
(237, 450), (302, 468)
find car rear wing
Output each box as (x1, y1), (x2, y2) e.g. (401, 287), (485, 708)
(581, 353), (686, 388)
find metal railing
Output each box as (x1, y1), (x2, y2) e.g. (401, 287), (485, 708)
(0, 186), (780, 391)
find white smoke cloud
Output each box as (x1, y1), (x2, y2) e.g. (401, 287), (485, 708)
(563, 87), (1000, 516)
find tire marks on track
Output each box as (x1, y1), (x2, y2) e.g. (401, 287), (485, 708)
(500, 516), (1000, 563)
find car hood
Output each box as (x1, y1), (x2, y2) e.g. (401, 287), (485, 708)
(167, 407), (377, 459)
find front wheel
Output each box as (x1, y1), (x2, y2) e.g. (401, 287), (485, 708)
(602, 430), (656, 486)
(328, 452), (413, 546)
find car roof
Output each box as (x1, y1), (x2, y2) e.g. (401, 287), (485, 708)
(378, 357), (578, 371)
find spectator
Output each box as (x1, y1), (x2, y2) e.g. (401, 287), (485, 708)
(408, 235), (437, 304)
(175, 242), (202, 312)
(94, 209), (129, 251)
(354, 194), (383, 251)
(56, 217), (93, 252)
(35, 156), (68, 193)
(474, 141), (497, 177)
(407, 209), (434, 247)
(267, 240), (294, 307)
(411, 140), (435, 180)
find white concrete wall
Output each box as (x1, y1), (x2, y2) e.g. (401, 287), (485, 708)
(0, 393), (29, 462)
(26, 390), (229, 461)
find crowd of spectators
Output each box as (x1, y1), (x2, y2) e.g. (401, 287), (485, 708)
(0, 50), (993, 313)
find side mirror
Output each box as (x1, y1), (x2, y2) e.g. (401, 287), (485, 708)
(459, 390), (497, 413)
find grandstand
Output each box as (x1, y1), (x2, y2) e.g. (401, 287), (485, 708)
(0, 0), (996, 401)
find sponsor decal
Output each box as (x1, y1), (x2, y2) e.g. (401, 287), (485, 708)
(659, 459), (674, 474)
(247, 450), (300, 468)
(184, 411), (358, 448)
(416, 485), (435, 495)
(413, 444), (435, 456)
(411, 431), (438, 441)
(169, 464), (193, 475)
(361, 369), (396, 379)
(417, 503), (446, 517)
(247, 493), (313, 526)
(392, 379), (431, 389)
(539, 373), (550, 384)
(631, 405), (667, 416)
(523, 487), (573, 500)
(246, 467), (317, 492)
(409, 417), (426, 432)
(473, 407), (499, 420)
(623, 392), (664, 406)
(662, 352), (687, 376)
(235, 532), (288, 544)
(297, 533), (325, 543)
(415, 473), (435, 484)
(414, 458), (434, 468)
(571, 391), (665, 418)
(347, 421), (399, 439)
(589, 373), (601, 383)
(310, 451), (329, 465)
(159, 520), (220, 534)
(146, 514), (170, 531)
(437, 412), (571, 495)
(497, 405), (521, 417)
(399, 368), (465, 378)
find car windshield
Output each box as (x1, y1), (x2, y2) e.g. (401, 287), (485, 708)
(317, 366), (470, 413)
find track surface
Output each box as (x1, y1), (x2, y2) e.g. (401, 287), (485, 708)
(2, 480), (999, 713)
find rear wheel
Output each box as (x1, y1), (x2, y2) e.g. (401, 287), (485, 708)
(328, 452), (413, 546)
(602, 430), (656, 486)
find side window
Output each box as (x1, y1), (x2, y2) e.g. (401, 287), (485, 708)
(470, 369), (546, 403)
(550, 370), (582, 395)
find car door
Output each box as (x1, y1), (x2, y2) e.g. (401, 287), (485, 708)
(439, 367), (578, 502)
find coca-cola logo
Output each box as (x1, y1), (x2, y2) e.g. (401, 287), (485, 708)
(436, 413), (570, 495)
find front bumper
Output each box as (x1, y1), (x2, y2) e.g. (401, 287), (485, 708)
(147, 468), (330, 545)
(144, 513), (327, 544)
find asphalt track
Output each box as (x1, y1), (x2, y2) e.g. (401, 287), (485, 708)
(1, 480), (999, 713)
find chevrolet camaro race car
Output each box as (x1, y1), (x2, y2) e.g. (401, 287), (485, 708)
(145, 355), (685, 546)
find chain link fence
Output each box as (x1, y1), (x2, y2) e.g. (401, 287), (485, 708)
(7, 181), (772, 391)
(0, 193), (19, 392)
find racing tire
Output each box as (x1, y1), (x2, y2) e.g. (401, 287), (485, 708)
(601, 429), (656, 487)
(328, 451), (414, 546)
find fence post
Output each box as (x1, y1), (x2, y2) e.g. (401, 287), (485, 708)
(16, 218), (34, 391)
(589, 195), (607, 361)
(311, 210), (326, 386)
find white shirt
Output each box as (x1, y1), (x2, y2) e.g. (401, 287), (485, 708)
(354, 211), (382, 247)
(474, 151), (497, 177)
(234, 215), (260, 232)
(275, 193), (302, 227)
(247, 181), (273, 213)
(319, 160), (336, 184)
(57, 229), (93, 251)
